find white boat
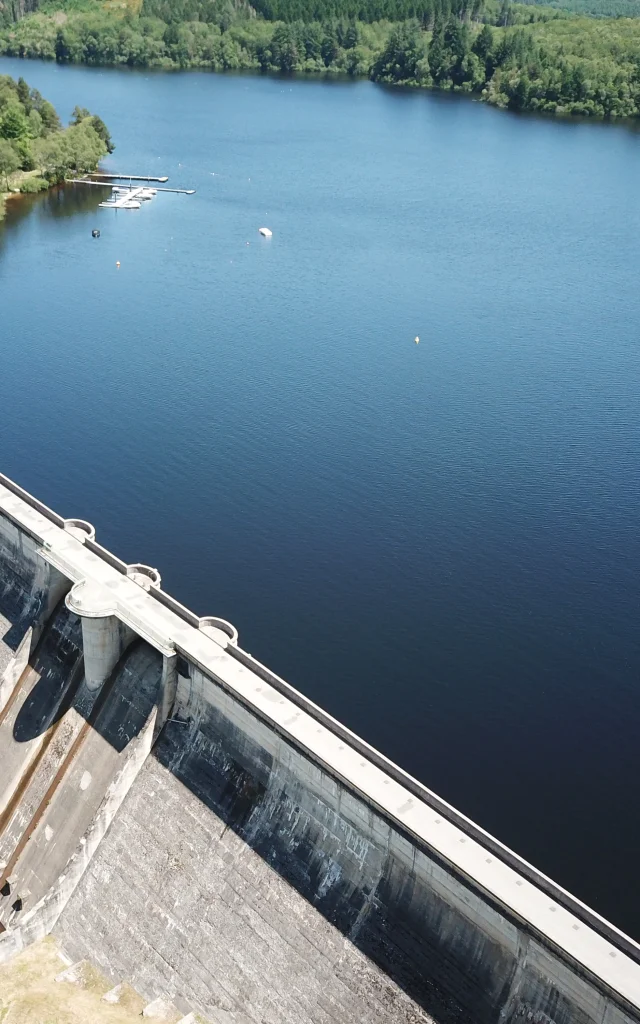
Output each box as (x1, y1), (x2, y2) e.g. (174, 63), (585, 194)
(258, 227), (272, 238)
(99, 199), (141, 209)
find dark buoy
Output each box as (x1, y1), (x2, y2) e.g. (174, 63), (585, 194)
(92, 229), (100, 238)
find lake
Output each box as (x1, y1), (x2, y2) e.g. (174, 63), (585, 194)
(2, 56), (640, 937)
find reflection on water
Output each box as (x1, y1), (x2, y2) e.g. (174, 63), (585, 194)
(0, 182), (110, 254)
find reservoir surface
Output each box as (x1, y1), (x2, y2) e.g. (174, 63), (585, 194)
(2, 56), (640, 938)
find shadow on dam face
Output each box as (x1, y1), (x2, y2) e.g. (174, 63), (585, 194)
(0, 573), (46, 658)
(149, 710), (479, 1024)
(11, 631), (161, 755)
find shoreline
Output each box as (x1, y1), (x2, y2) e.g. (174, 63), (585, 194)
(0, 169), (49, 219)
(1, 51), (639, 126)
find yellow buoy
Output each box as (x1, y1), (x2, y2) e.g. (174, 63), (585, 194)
(414, 336), (420, 344)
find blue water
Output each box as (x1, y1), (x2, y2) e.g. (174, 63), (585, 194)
(2, 57), (640, 935)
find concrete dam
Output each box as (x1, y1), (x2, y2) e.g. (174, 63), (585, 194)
(0, 472), (639, 1024)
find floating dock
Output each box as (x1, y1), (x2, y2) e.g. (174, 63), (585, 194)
(99, 185), (151, 209)
(89, 172), (169, 182)
(67, 178), (195, 196)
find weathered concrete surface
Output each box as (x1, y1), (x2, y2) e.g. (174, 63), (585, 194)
(55, 746), (444, 1024)
(0, 644), (162, 924)
(54, 682), (640, 1024)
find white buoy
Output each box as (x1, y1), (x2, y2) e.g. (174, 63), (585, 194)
(258, 227), (272, 238)
(414, 336), (420, 344)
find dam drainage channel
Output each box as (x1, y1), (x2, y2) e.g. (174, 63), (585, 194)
(0, 643), (138, 929)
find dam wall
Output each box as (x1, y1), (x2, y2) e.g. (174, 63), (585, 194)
(0, 473), (639, 1023)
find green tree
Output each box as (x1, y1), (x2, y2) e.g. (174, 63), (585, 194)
(472, 23), (493, 62)
(16, 75), (30, 111)
(343, 22), (359, 48)
(0, 104), (28, 140)
(498, 0), (512, 26)
(0, 138), (20, 189)
(303, 23), (323, 58)
(27, 108), (42, 138)
(373, 22), (425, 80)
(40, 100), (61, 132)
(321, 26), (339, 65)
(34, 133), (68, 179)
(71, 104), (90, 124)
(89, 114), (114, 153)
(509, 71), (530, 107)
(271, 23), (299, 69)
(443, 18), (469, 85)
(428, 20), (448, 81)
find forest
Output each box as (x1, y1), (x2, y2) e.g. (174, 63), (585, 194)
(1, 0), (640, 118)
(525, 0), (640, 17)
(0, 73), (112, 215)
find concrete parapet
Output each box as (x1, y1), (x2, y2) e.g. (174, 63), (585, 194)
(198, 616), (238, 647)
(63, 519), (96, 543)
(126, 564), (161, 591)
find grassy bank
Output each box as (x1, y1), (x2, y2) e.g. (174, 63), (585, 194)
(0, 167), (56, 220)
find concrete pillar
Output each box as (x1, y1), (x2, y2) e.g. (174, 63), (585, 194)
(27, 562), (72, 657)
(155, 653), (178, 741)
(66, 580), (124, 693)
(78, 615), (122, 692)
(30, 517), (97, 649)
(42, 565), (72, 622)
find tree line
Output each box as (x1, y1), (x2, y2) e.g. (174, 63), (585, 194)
(520, 0), (640, 17)
(0, 74), (113, 214)
(1, 0), (640, 117)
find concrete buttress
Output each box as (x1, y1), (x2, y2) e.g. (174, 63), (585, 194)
(65, 580), (133, 692)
